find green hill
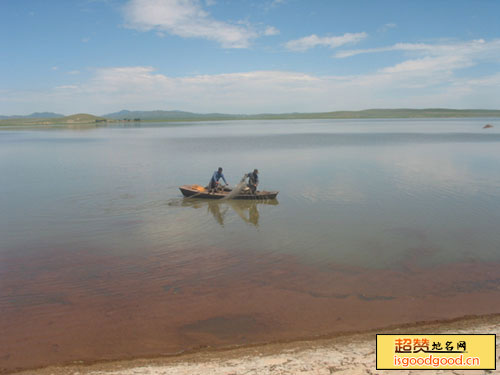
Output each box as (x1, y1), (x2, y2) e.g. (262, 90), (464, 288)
(103, 108), (500, 121)
(61, 113), (107, 123)
(103, 109), (235, 121)
(2, 108), (500, 126)
(0, 113), (108, 126)
(319, 108), (500, 119)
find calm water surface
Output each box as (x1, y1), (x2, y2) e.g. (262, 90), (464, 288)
(1, 119), (500, 372)
(2, 119), (500, 266)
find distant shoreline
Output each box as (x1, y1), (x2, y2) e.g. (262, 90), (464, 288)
(1, 108), (500, 126)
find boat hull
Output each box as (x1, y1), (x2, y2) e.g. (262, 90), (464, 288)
(179, 185), (278, 200)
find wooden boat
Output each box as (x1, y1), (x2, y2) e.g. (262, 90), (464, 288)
(179, 184), (279, 200)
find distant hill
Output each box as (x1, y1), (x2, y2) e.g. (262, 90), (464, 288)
(102, 108), (500, 121)
(0, 113), (107, 126)
(318, 108), (500, 119)
(0, 112), (64, 120)
(103, 109), (234, 120)
(2, 108), (500, 126)
(62, 113), (107, 123)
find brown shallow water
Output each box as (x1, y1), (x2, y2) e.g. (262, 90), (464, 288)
(2, 244), (500, 374)
(11, 314), (500, 375)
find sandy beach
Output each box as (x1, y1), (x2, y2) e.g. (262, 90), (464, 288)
(12, 314), (499, 375)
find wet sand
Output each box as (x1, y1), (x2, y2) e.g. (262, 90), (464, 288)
(13, 314), (500, 375)
(2, 245), (500, 374)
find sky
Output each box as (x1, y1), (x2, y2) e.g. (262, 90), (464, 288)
(1, 0), (500, 115)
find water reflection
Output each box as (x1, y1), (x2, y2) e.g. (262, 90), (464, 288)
(181, 199), (279, 227)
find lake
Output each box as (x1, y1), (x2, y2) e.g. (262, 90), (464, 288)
(1, 119), (500, 372)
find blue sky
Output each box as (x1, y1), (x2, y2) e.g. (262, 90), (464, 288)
(1, 0), (500, 115)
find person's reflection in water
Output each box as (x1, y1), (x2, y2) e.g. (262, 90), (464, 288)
(228, 200), (268, 227)
(184, 199), (278, 227)
(207, 201), (228, 226)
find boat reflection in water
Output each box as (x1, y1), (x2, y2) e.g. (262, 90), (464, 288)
(181, 198), (279, 227)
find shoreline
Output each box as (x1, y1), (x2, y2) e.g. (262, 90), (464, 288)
(12, 313), (500, 375)
(1, 115), (500, 127)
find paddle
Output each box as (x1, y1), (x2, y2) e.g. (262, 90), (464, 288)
(184, 190), (205, 199)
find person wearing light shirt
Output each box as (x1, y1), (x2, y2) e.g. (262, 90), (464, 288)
(209, 167), (228, 192)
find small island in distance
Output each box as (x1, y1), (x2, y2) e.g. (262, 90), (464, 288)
(1, 108), (500, 126)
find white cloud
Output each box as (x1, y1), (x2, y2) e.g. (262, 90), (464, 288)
(56, 85), (79, 90)
(378, 22), (397, 32)
(381, 55), (471, 74)
(332, 39), (500, 94)
(263, 0), (286, 11)
(285, 32), (367, 52)
(4, 36), (500, 115)
(335, 38), (500, 60)
(264, 26), (279, 36)
(335, 42), (433, 58)
(123, 0), (275, 48)
(0, 68), (336, 114)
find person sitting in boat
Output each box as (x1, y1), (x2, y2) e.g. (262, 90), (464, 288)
(209, 167), (228, 192)
(245, 169), (259, 194)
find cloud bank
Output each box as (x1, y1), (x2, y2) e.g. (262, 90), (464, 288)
(123, 0), (276, 48)
(2, 38), (500, 115)
(285, 32), (367, 52)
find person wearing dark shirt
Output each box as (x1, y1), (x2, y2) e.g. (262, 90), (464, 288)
(209, 167), (228, 192)
(245, 169), (259, 194)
